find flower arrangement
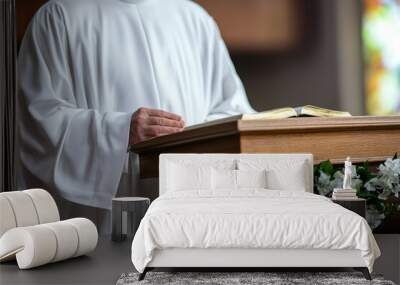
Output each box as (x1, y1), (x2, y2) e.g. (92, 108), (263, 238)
(314, 154), (400, 229)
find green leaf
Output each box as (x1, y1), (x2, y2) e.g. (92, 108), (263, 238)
(357, 164), (376, 182)
(313, 165), (320, 177)
(358, 191), (379, 200)
(376, 200), (386, 212)
(318, 160), (335, 176)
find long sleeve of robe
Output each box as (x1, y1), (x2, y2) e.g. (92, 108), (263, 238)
(17, 0), (254, 209)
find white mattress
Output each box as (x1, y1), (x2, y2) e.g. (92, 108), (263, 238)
(131, 190), (380, 273)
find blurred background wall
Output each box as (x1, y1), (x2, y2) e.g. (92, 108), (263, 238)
(198, 0), (399, 116)
(232, 0), (346, 113)
(198, 0), (364, 114)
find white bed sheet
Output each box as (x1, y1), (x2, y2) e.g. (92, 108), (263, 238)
(131, 190), (380, 273)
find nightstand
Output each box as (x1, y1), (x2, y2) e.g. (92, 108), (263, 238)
(111, 197), (150, 242)
(331, 198), (366, 218)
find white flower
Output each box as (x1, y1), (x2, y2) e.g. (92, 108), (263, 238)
(352, 178), (363, 191)
(393, 184), (400, 198)
(379, 158), (400, 181)
(380, 158), (400, 176)
(318, 171), (331, 185)
(365, 177), (393, 200)
(316, 171), (333, 196)
(330, 171), (344, 189)
(376, 158), (400, 197)
(365, 177), (383, 192)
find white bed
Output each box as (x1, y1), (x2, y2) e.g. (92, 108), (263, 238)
(131, 154), (380, 280)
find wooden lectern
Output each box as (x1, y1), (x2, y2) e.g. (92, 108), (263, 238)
(132, 116), (400, 179)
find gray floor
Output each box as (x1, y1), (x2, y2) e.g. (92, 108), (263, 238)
(0, 236), (133, 285)
(374, 235), (400, 284)
(1, 235), (399, 285)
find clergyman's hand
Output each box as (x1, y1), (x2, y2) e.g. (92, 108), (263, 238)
(129, 107), (185, 146)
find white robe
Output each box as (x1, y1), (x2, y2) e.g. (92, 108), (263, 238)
(17, 0), (254, 213)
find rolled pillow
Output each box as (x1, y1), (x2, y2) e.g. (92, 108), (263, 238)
(23, 189), (60, 224)
(0, 196), (17, 237)
(42, 221), (79, 262)
(0, 218), (98, 269)
(0, 225), (57, 267)
(64, 218), (98, 257)
(0, 189), (60, 238)
(0, 191), (40, 228)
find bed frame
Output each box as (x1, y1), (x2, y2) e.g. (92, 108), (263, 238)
(138, 154), (372, 281)
(139, 248), (371, 280)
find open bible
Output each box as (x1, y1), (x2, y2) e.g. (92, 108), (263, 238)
(242, 105), (351, 120)
(186, 105), (351, 130)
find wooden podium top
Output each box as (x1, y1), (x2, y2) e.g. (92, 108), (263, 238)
(133, 115), (400, 151)
(132, 116), (400, 178)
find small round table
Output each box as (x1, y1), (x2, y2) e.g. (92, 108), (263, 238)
(111, 197), (150, 242)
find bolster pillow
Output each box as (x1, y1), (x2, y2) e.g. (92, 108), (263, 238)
(0, 218), (98, 269)
(0, 189), (60, 237)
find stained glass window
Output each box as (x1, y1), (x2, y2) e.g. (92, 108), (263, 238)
(363, 0), (400, 115)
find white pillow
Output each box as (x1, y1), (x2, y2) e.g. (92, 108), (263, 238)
(237, 169), (268, 189)
(212, 169), (268, 191)
(167, 163), (212, 192)
(238, 159), (308, 191)
(212, 169), (236, 190)
(266, 167), (307, 192)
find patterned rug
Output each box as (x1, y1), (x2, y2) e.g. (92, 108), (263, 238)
(116, 271), (396, 285)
